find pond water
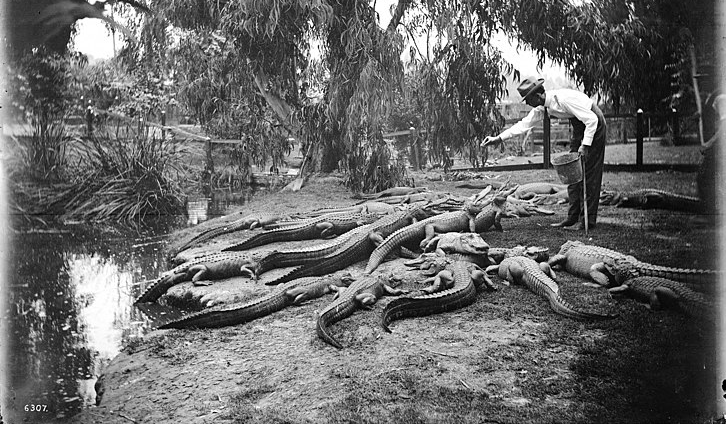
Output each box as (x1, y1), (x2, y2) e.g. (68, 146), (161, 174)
(3, 188), (260, 422)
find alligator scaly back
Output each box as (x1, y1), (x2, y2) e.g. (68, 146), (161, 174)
(316, 274), (405, 349)
(604, 256), (722, 287)
(173, 213), (281, 255)
(158, 273), (354, 329)
(264, 208), (422, 286)
(222, 211), (380, 252)
(608, 276), (715, 322)
(489, 256), (616, 320)
(381, 260), (486, 332)
(599, 188), (702, 212)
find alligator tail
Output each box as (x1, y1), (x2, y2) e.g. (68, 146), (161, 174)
(159, 287), (291, 329)
(381, 282), (477, 332)
(547, 293), (616, 320)
(135, 275), (178, 304)
(316, 306), (353, 349)
(365, 224), (425, 274)
(638, 264), (721, 285)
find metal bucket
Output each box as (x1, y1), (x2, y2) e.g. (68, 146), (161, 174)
(552, 152), (583, 185)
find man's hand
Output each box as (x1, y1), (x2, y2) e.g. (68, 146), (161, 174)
(578, 145), (590, 159)
(481, 136), (501, 148)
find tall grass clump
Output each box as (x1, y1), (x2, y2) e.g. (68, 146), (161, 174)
(43, 124), (190, 226)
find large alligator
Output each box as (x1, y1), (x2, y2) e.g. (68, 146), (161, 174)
(135, 252), (261, 304)
(512, 182), (567, 200)
(504, 197), (556, 217)
(486, 256), (616, 320)
(316, 273), (408, 349)
(172, 212), (282, 256)
(608, 275), (715, 322)
(222, 211), (381, 252)
(602, 255), (722, 286)
(286, 201), (397, 220)
(364, 188), (516, 274)
(421, 232), (490, 257)
(263, 206), (429, 286)
(549, 240), (720, 287)
(599, 188), (702, 212)
(157, 273), (355, 329)
(369, 191), (451, 206)
(353, 186), (429, 200)
(381, 257), (494, 332)
(547, 241), (629, 287)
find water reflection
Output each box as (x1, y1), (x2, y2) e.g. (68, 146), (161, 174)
(6, 229), (168, 421)
(4, 186), (264, 421)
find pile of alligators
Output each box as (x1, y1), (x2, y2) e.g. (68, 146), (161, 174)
(135, 184), (719, 349)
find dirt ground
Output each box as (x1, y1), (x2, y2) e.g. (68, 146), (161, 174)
(68, 167), (723, 424)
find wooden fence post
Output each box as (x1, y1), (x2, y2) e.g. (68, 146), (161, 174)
(85, 105), (93, 136)
(205, 138), (214, 186)
(636, 109), (644, 167)
(670, 108), (680, 145)
(542, 109), (551, 168)
(161, 110), (167, 139)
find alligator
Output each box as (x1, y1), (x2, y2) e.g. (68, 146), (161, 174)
(488, 245), (550, 264)
(353, 186), (429, 200)
(513, 182), (567, 200)
(222, 211), (381, 252)
(599, 188), (703, 212)
(382, 257), (494, 332)
(421, 232), (490, 256)
(608, 275), (715, 322)
(486, 256), (616, 320)
(438, 245), (549, 269)
(287, 201), (397, 219)
(371, 191), (451, 205)
(504, 197), (556, 217)
(549, 241), (721, 287)
(530, 190), (569, 205)
(454, 180), (505, 190)
(547, 240), (629, 287)
(364, 187), (516, 274)
(135, 252), (261, 304)
(172, 212), (282, 255)
(601, 255), (722, 286)
(157, 272), (356, 329)
(263, 206), (429, 286)
(316, 273), (408, 349)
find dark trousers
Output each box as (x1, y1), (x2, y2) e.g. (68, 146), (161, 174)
(566, 104), (606, 225)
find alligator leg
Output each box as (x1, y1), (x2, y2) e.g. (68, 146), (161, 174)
(316, 222), (336, 238)
(360, 283), (410, 309)
(589, 262), (613, 287)
(652, 286), (680, 310)
(419, 270), (455, 294)
(538, 262), (557, 281)
(471, 268), (497, 291)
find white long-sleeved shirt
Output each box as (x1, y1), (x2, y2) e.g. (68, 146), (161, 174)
(499, 89), (598, 146)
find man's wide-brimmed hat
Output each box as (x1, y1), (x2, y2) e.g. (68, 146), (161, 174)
(517, 77), (545, 102)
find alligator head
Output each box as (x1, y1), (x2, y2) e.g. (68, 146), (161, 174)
(404, 253), (450, 276)
(556, 240), (584, 256)
(454, 233), (490, 255)
(523, 246), (549, 262)
(602, 255), (640, 284)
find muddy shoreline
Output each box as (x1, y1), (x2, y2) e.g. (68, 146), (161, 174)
(62, 170), (722, 424)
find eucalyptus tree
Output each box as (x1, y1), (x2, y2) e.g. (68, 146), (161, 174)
(121, 0), (715, 190)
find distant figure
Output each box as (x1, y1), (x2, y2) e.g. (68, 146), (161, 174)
(482, 76), (607, 231)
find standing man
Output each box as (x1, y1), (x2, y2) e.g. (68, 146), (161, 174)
(482, 77), (607, 230)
